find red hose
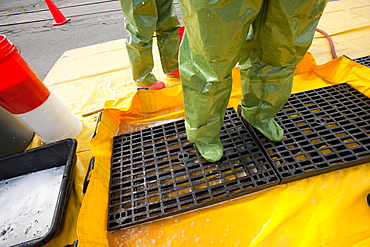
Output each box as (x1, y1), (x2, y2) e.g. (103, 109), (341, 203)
(315, 28), (338, 59)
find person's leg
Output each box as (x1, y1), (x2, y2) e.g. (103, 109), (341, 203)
(239, 0), (327, 141)
(178, 0), (261, 162)
(155, 0), (180, 75)
(120, 0), (158, 87)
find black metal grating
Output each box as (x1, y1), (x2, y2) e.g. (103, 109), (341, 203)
(245, 83), (370, 183)
(353, 55), (370, 67)
(108, 108), (279, 231)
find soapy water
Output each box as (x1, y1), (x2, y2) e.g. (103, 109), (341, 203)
(0, 166), (64, 246)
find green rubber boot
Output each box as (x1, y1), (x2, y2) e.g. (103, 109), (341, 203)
(195, 139), (224, 163)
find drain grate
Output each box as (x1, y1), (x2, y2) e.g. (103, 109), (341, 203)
(108, 108), (279, 231)
(244, 83), (370, 183)
(353, 55), (370, 67)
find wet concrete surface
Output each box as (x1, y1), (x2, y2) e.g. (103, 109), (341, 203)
(1, 0), (182, 80)
(0, 0), (130, 80)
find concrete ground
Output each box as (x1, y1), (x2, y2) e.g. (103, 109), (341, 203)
(0, 0), (182, 80)
(0, 0), (128, 80)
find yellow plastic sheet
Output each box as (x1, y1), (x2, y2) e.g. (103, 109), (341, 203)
(309, 0), (370, 65)
(34, 0), (370, 246)
(79, 53), (370, 247)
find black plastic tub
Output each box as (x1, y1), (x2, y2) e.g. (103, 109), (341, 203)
(0, 138), (77, 247)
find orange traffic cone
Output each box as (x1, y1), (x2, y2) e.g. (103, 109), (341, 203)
(44, 0), (71, 26)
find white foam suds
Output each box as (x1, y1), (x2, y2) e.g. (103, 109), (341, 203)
(0, 166), (64, 246)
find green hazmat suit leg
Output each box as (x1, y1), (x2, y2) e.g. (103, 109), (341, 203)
(120, 0), (180, 87)
(239, 0), (328, 141)
(179, 0), (262, 162)
(179, 0), (327, 162)
(155, 0), (181, 74)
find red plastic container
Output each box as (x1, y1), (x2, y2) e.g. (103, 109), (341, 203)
(0, 35), (50, 114)
(0, 35), (82, 143)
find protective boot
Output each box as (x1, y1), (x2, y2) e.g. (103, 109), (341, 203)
(195, 139), (224, 163)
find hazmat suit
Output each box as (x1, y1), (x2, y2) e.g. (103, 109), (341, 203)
(178, 0), (328, 162)
(120, 0), (181, 88)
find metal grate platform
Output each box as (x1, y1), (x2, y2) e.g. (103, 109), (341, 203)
(108, 108), (279, 231)
(244, 83), (370, 183)
(353, 55), (370, 67)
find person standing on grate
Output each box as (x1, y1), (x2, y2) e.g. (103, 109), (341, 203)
(120, 0), (181, 90)
(178, 0), (328, 162)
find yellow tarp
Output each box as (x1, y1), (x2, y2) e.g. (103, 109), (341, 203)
(309, 0), (370, 65)
(80, 53), (370, 247)
(35, 0), (370, 246)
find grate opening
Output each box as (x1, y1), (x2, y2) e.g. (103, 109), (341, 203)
(108, 108), (279, 231)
